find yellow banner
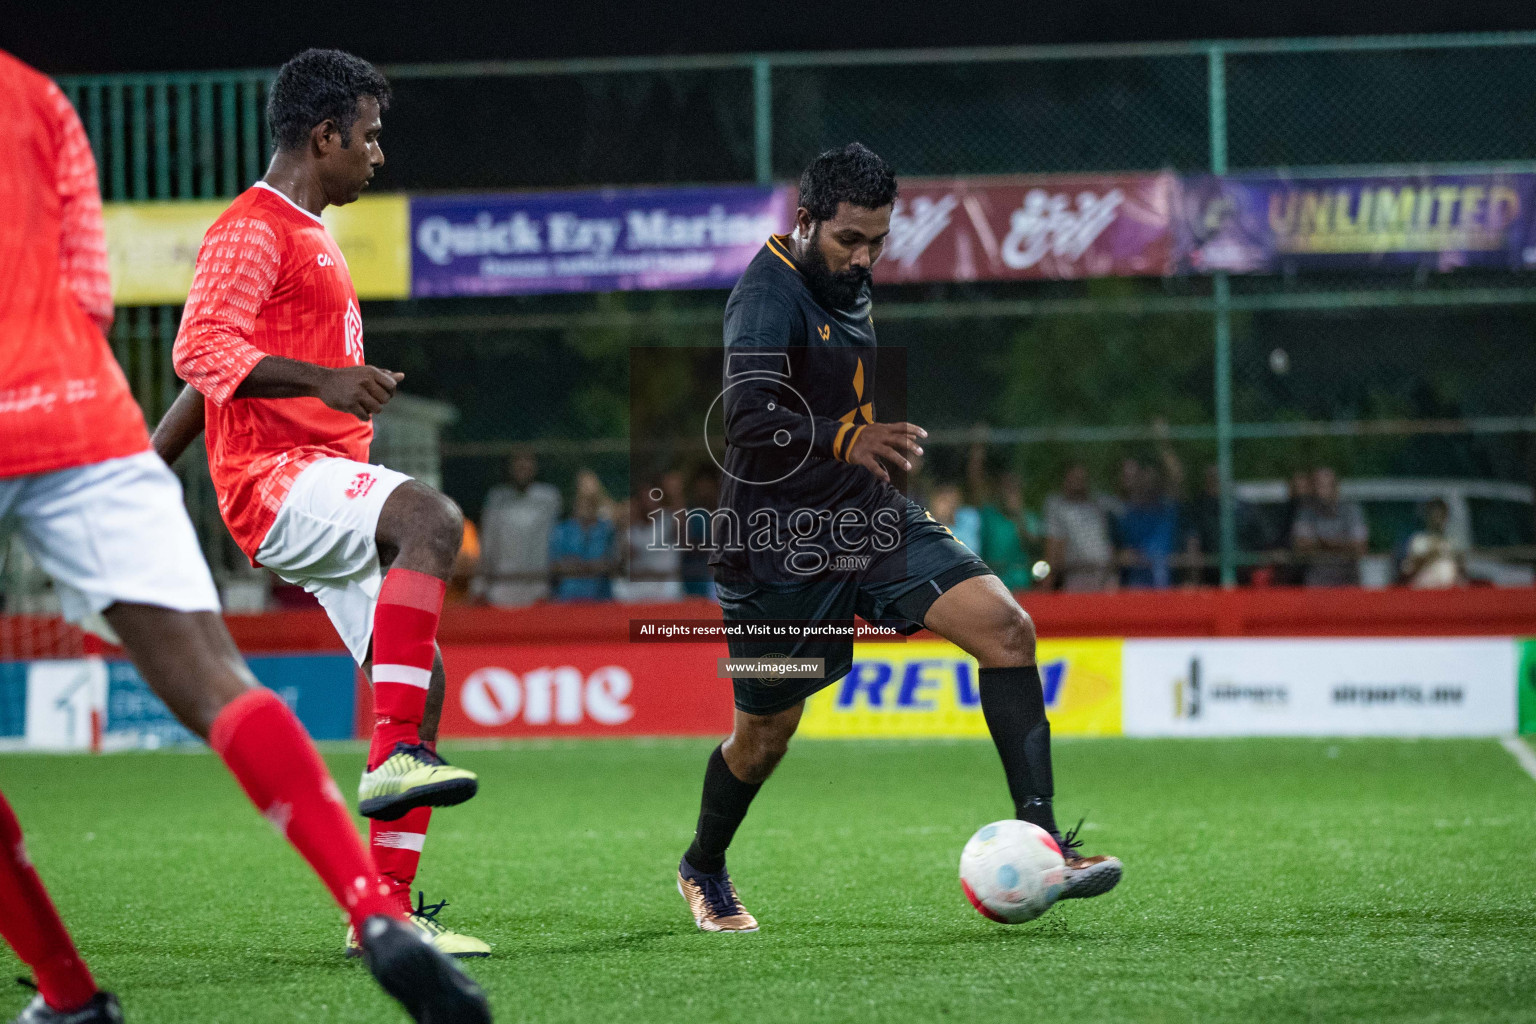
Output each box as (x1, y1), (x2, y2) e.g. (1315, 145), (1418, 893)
(321, 195), (410, 300)
(102, 194), (410, 305)
(799, 638), (1123, 739)
(102, 200), (223, 306)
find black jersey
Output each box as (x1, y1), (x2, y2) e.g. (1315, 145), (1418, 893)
(710, 234), (905, 588)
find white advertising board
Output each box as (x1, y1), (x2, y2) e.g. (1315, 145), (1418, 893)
(1123, 638), (1516, 737)
(23, 658), (107, 750)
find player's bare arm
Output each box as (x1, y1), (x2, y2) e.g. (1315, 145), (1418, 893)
(233, 354), (405, 420)
(151, 386), (207, 465)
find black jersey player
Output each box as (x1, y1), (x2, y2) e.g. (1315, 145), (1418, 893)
(675, 143), (1122, 932)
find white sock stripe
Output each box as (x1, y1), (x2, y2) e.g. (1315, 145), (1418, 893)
(374, 831), (427, 852)
(373, 664), (432, 689)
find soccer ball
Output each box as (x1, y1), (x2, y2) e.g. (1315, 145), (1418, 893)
(959, 819), (1066, 923)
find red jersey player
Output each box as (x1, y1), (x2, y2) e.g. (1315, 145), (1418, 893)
(152, 49), (487, 959)
(0, 48), (488, 1024)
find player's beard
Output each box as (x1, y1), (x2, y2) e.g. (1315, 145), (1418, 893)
(800, 230), (872, 311)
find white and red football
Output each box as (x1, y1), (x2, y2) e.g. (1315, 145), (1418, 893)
(959, 819), (1067, 924)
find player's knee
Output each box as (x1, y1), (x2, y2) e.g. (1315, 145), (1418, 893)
(739, 741), (788, 783)
(422, 491), (465, 553)
(992, 604), (1036, 666)
(734, 722), (796, 781)
(395, 486), (463, 567)
(170, 651), (258, 740)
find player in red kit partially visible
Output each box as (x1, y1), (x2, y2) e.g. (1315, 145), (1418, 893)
(152, 49), (487, 958)
(0, 48), (490, 1024)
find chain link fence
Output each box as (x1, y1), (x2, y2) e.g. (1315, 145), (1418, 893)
(13, 33), (1536, 609)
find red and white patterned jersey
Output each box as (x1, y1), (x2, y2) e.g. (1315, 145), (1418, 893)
(174, 182), (371, 561)
(0, 49), (151, 479)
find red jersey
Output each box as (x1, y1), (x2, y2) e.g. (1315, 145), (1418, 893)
(174, 183), (370, 561)
(0, 49), (150, 478)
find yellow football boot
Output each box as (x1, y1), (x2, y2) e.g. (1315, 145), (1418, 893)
(347, 893), (491, 959)
(358, 743), (477, 820)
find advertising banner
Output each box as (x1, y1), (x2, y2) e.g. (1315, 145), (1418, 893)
(24, 659), (107, 751)
(878, 174), (1180, 283)
(437, 642), (733, 739)
(0, 654), (356, 750)
(102, 200), (226, 306)
(103, 194), (410, 304)
(102, 654), (357, 748)
(322, 196), (413, 299)
(409, 185), (791, 298)
(797, 639), (1123, 739)
(1122, 638), (1517, 737)
(1180, 172), (1536, 273)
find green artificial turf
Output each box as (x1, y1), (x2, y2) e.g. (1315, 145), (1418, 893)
(1, 736), (1534, 1023)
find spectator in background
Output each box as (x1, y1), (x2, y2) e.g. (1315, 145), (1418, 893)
(1117, 463), (1181, 588)
(1184, 464), (1265, 586)
(550, 469), (617, 601)
(967, 442), (1040, 590)
(928, 483), (982, 554)
(1291, 466), (1368, 587)
(1399, 498), (1467, 588)
(1273, 469), (1315, 586)
(1043, 464), (1117, 592)
(475, 447), (561, 606)
(1106, 456), (1141, 522)
(1115, 422), (1191, 589)
(613, 482), (684, 603)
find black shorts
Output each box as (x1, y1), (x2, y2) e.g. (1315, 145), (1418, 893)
(716, 499), (994, 716)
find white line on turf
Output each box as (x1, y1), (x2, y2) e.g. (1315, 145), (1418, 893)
(1499, 736), (1536, 785)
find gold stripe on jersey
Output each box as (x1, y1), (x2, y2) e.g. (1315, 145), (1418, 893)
(843, 424), (868, 463)
(764, 234), (799, 273)
(832, 422), (854, 460)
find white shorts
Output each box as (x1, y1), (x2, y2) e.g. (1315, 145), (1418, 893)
(255, 458), (411, 665)
(0, 451), (221, 636)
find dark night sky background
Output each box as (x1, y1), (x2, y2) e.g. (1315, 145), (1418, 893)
(10, 0), (1536, 74)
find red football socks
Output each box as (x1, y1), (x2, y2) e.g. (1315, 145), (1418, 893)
(371, 806), (432, 914)
(0, 789), (97, 1012)
(367, 569), (446, 771)
(209, 688), (398, 929)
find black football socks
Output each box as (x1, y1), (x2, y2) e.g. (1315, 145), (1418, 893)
(683, 744), (762, 875)
(978, 664), (1059, 837)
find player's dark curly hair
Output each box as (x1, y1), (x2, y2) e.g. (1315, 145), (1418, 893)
(797, 142), (898, 222)
(267, 49), (391, 152)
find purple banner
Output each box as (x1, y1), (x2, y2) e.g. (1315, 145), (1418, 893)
(1180, 172), (1536, 273)
(410, 186), (792, 297)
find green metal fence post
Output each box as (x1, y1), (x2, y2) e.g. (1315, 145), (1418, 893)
(107, 83), (126, 201)
(177, 82), (193, 198)
(85, 86), (104, 192)
(221, 82), (238, 196)
(198, 80), (216, 198)
(153, 80), (171, 199)
(130, 83), (149, 201)
(1209, 44), (1237, 587)
(753, 57), (773, 185)
(241, 78), (260, 185)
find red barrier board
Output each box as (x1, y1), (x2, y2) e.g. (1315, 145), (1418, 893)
(434, 641), (733, 739)
(218, 586), (1536, 658)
